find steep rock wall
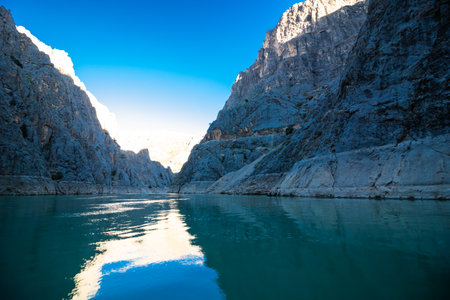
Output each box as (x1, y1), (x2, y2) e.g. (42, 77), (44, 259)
(175, 0), (449, 199)
(176, 0), (368, 187)
(0, 7), (172, 195)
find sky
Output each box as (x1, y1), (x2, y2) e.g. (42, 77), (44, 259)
(3, 0), (300, 168)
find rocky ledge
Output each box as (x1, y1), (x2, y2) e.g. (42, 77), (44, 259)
(179, 135), (449, 199)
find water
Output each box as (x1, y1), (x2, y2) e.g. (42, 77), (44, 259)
(0, 194), (449, 300)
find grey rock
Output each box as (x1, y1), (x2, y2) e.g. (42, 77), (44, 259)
(0, 7), (172, 195)
(176, 0), (367, 186)
(200, 135), (449, 199)
(175, 0), (449, 199)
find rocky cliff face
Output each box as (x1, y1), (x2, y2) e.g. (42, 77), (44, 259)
(177, 0), (367, 186)
(175, 0), (449, 199)
(0, 7), (172, 195)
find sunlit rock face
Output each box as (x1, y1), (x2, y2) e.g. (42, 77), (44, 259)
(175, 0), (450, 199)
(225, 0), (365, 110)
(0, 7), (172, 195)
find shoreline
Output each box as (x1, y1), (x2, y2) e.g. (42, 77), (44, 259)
(0, 175), (168, 196)
(1, 175), (448, 200)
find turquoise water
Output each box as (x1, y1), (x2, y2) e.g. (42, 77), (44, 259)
(0, 194), (449, 299)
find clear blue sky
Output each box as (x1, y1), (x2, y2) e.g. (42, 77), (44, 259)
(4, 0), (300, 135)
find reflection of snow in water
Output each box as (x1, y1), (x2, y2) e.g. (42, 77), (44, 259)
(69, 200), (205, 299)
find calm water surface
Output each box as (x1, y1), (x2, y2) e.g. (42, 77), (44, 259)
(0, 194), (449, 299)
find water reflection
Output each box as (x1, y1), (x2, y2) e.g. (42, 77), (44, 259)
(69, 197), (223, 299)
(178, 195), (450, 300)
(0, 194), (449, 300)
(0, 195), (224, 300)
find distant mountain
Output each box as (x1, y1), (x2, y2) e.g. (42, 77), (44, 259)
(0, 6), (172, 195)
(174, 0), (449, 199)
(116, 131), (204, 173)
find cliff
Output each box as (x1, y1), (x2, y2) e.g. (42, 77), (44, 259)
(175, 0), (449, 199)
(0, 7), (172, 195)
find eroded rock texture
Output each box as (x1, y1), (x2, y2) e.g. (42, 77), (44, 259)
(175, 0), (449, 199)
(0, 7), (172, 195)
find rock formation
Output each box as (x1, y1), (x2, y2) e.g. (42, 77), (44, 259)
(175, 0), (449, 199)
(0, 6), (172, 195)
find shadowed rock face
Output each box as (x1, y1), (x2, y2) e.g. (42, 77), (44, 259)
(0, 7), (172, 195)
(175, 0), (449, 199)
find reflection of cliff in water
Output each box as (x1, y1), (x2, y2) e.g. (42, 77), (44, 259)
(0, 195), (223, 300)
(68, 196), (223, 300)
(280, 198), (450, 256)
(178, 195), (450, 300)
(0, 195), (105, 299)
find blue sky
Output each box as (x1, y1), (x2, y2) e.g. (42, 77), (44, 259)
(4, 0), (299, 135)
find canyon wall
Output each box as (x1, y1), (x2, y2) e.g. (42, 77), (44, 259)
(175, 0), (449, 199)
(0, 7), (172, 195)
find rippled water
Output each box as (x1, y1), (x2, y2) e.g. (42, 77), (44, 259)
(0, 194), (449, 299)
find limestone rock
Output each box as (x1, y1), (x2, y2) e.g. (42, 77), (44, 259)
(175, 0), (449, 199)
(0, 7), (172, 195)
(175, 0), (368, 188)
